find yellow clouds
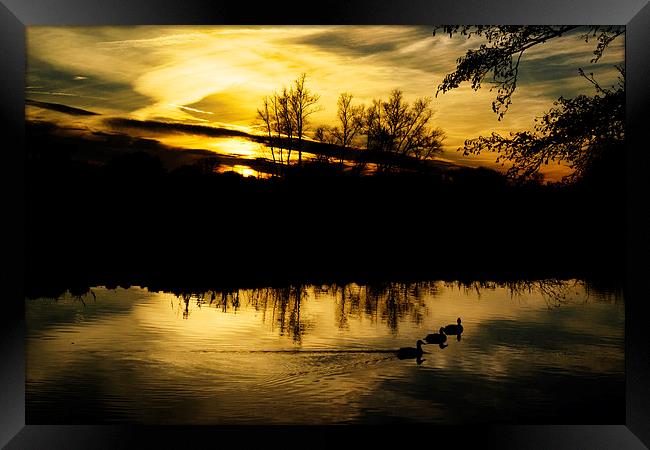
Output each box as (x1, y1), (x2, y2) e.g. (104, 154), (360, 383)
(27, 25), (625, 180)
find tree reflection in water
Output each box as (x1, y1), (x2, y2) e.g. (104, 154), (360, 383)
(443, 279), (623, 309)
(60, 279), (621, 342)
(315, 282), (434, 335)
(171, 281), (435, 339)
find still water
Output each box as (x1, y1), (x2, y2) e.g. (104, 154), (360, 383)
(26, 280), (624, 424)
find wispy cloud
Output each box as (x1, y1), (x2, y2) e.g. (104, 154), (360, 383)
(26, 25), (624, 177)
(168, 104), (214, 115)
(26, 90), (107, 100)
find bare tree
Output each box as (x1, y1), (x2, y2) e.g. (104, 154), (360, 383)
(256, 88), (295, 175)
(365, 98), (386, 152)
(330, 92), (365, 165)
(365, 89), (445, 171)
(278, 87), (295, 165)
(312, 125), (335, 164)
(314, 125), (330, 143)
(257, 74), (319, 174)
(289, 73), (320, 166)
(257, 96), (280, 176)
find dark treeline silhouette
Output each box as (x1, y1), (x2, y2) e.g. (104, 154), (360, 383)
(257, 76), (446, 176)
(25, 108), (624, 300)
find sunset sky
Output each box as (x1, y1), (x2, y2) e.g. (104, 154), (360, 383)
(26, 26), (625, 179)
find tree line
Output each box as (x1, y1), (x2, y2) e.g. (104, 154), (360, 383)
(257, 74), (446, 176)
(257, 26), (624, 183)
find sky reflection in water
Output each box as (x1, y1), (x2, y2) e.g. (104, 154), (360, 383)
(26, 281), (624, 424)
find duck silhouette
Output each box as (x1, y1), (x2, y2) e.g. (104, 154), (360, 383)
(424, 327), (447, 345)
(397, 340), (426, 360)
(443, 318), (464, 341)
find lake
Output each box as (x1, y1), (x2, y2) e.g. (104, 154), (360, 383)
(25, 280), (624, 424)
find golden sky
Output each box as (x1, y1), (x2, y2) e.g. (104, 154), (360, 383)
(26, 26), (624, 179)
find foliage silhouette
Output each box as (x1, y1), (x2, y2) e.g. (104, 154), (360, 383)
(462, 69), (624, 182)
(433, 26), (625, 182)
(364, 90), (446, 172)
(433, 26), (624, 119)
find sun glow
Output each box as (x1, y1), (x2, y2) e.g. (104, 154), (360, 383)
(208, 138), (262, 158)
(154, 134), (265, 159)
(216, 164), (268, 178)
(26, 26), (624, 181)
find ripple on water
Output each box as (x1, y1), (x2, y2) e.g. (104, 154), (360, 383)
(25, 282), (625, 424)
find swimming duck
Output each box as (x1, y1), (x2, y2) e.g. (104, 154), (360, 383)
(444, 317), (464, 341)
(397, 340), (426, 360)
(424, 327), (447, 345)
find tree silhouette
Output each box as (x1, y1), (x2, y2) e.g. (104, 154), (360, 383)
(257, 93), (287, 176)
(462, 68), (624, 181)
(330, 92), (365, 166)
(433, 25), (624, 182)
(257, 74), (320, 174)
(313, 126), (330, 144)
(290, 74), (320, 166)
(365, 89), (445, 171)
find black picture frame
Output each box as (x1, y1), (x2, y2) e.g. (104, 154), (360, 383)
(2, 0), (649, 447)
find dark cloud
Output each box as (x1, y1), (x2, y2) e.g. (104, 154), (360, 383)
(26, 99), (100, 116)
(290, 26), (432, 58)
(286, 26), (475, 77)
(296, 30), (401, 57)
(28, 119), (257, 171)
(27, 56), (151, 113)
(104, 118), (260, 140)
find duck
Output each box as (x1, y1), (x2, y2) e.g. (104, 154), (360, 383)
(444, 317), (464, 335)
(423, 327), (447, 345)
(397, 340), (426, 360)
(444, 317), (464, 341)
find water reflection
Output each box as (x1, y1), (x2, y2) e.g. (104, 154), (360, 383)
(165, 279), (617, 342)
(26, 279), (624, 424)
(168, 282), (438, 341)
